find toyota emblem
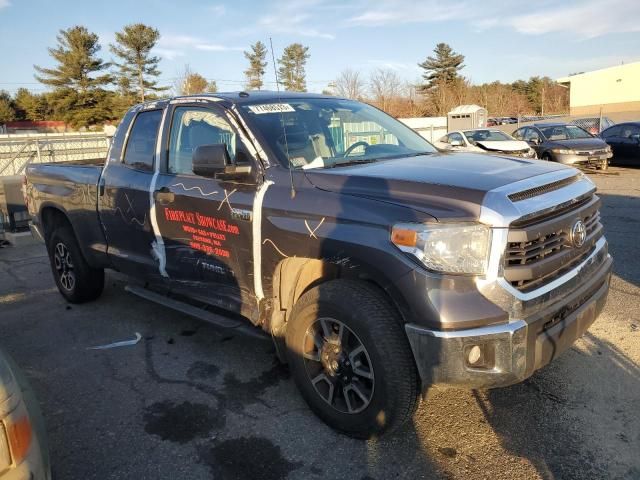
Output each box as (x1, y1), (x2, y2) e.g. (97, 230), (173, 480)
(571, 219), (587, 248)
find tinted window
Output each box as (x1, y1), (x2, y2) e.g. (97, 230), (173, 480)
(168, 107), (237, 175)
(601, 125), (622, 138)
(123, 110), (162, 171)
(621, 125), (640, 138)
(109, 108), (137, 162)
(512, 128), (525, 140)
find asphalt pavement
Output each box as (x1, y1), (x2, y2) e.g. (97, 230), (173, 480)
(1, 167), (638, 480)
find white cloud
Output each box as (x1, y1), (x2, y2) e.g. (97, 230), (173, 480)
(154, 48), (185, 61)
(347, 0), (466, 26)
(346, 0), (640, 39)
(0, 0), (10, 9)
(255, 0), (337, 39)
(155, 34), (244, 58)
(503, 0), (640, 38)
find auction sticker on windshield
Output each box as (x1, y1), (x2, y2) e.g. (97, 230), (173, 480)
(248, 103), (296, 114)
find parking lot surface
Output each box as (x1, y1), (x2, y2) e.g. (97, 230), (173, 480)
(1, 167), (639, 480)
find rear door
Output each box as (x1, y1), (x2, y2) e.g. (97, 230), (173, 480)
(618, 125), (640, 164)
(99, 107), (164, 277)
(601, 125), (623, 161)
(152, 103), (260, 313)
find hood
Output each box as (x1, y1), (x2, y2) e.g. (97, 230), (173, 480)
(476, 140), (530, 152)
(546, 137), (608, 150)
(304, 153), (571, 221)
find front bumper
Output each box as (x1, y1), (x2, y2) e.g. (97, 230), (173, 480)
(554, 151), (613, 166)
(405, 246), (612, 389)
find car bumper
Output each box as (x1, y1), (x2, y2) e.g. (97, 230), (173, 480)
(554, 152), (613, 166)
(404, 247), (612, 389)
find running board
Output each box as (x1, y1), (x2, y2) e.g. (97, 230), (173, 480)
(125, 285), (269, 341)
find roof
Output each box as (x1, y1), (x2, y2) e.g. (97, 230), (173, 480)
(448, 104), (486, 114)
(532, 122), (569, 127)
(138, 91), (341, 109)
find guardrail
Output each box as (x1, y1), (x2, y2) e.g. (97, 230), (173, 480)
(0, 133), (110, 176)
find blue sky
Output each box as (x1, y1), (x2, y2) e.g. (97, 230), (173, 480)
(1, 0), (639, 95)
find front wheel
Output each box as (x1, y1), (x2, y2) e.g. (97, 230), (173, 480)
(285, 280), (419, 438)
(47, 226), (104, 303)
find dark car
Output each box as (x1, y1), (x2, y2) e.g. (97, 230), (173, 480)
(513, 123), (612, 169)
(600, 122), (640, 166)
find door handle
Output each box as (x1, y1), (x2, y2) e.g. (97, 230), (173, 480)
(154, 187), (175, 204)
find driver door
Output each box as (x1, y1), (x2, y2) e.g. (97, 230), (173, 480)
(153, 103), (260, 313)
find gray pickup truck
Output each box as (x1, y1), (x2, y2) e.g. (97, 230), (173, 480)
(24, 92), (612, 438)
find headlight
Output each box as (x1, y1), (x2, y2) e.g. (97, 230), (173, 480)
(552, 148), (574, 155)
(605, 145), (612, 153)
(391, 223), (491, 275)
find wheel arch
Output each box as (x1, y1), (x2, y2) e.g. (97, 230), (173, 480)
(268, 256), (412, 345)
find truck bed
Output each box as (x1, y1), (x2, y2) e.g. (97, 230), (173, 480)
(25, 158), (109, 266)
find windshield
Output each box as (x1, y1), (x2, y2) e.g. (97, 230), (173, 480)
(463, 130), (513, 142)
(539, 125), (593, 140)
(239, 98), (436, 169)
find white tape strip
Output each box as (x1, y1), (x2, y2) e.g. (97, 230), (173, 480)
(149, 108), (169, 277)
(252, 180), (274, 300)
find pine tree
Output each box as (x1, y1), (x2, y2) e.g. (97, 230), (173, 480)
(277, 43), (310, 92)
(110, 23), (168, 103)
(244, 41), (268, 90)
(182, 72), (208, 95)
(34, 26), (113, 127)
(418, 43), (465, 92)
(0, 91), (16, 124)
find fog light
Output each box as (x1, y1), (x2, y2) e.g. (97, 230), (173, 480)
(468, 345), (482, 365)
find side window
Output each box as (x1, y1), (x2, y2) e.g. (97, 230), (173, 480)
(622, 125), (640, 138)
(439, 135), (450, 144)
(449, 132), (464, 144)
(109, 108), (137, 163)
(513, 128), (525, 140)
(602, 125), (621, 138)
(168, 107), (237, 175)
(122, 110), (163, 171)
(524, 128), (540, 142)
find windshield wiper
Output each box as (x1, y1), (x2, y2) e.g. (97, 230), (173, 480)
(328, 158), (379, 168)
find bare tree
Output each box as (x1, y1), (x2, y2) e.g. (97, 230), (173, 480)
(174, 65), (208, 95)
(369, 68), (402, 113)
(332, 69), (366, 100)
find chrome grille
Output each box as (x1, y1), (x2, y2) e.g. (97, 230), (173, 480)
(504, 195), (603, 292)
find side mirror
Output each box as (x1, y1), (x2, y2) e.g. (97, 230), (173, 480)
(192, 144), (252, 179)
(631, 133), (640, 143)
(530, 137), (541, 145)
(450, 139), (463, 147)
(192, 144), (229, 177)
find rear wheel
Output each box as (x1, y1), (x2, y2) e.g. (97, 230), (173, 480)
(285, 280), (419, 438)
(47, 226), (104, 303)
(542, 152), (553, 161)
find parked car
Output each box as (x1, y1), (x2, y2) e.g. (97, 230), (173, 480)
(600, 122), (640, 166)
(25, 92), (612, 438)
(436, 129), (537, 158)
(513, 123), (612, 169)
(0, 348), (50, 480)
(570, 117), (615, 135)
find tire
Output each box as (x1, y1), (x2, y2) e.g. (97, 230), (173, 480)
(47, 226), (104, 303)
(599, 160), (608, 171)
(285, 280), (419, 439)
(542, 153), (553, 161)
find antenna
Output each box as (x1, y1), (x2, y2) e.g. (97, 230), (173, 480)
(269, 37), (296, 199)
